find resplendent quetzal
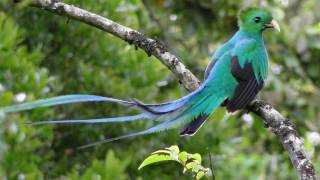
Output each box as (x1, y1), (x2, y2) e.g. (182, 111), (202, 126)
(0, 7), (280, 148)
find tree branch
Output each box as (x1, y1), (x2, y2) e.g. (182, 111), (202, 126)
(17, 0), (317, 179)
(249, 100), (316, 180)
(30, 0), (200, 92)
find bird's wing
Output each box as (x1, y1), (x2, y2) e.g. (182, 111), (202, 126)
(226, 39), (266, 112)
(226, 57), (264, 112)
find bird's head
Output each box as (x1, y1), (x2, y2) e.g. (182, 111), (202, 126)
(238, 7), (280, 33)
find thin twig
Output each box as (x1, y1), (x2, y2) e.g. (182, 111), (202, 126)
(209, 152), (215, 180)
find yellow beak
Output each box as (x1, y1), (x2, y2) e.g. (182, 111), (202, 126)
(265, 20), (281, 32)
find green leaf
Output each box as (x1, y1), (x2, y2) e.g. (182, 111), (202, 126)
(178, 151), (188, 165)
(196, 171), (205, 180)
(186, 161), (198, 171)
(151, 150), (171, 155)
(138, 154), (178, 170)
(316, 22), (320, 32)
(190, 153), (202, 163)
(166, 145), (180, 153)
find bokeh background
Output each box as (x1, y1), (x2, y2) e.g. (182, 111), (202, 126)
(0, 0), (320, 179)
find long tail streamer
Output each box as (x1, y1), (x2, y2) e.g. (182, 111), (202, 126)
(0, 88), (225, 149)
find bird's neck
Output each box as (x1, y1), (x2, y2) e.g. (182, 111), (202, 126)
(237, 30), (263, 41)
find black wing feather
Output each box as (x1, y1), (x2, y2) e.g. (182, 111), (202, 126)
(226, 57), (264, 112)
(179, 113), (208, 136)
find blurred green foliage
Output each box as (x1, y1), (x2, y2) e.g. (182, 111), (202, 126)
(0, 0), (320, 179)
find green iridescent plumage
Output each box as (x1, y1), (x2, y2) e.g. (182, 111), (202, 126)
(0, 8), (280, 148)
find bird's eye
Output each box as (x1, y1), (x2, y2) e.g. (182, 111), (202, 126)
(254, 17), (261, 23)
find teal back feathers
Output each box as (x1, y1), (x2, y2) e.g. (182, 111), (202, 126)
(0, 7), (279, 148)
